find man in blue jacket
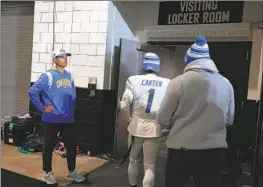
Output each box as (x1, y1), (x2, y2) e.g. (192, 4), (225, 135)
(29, 49), (85, 185)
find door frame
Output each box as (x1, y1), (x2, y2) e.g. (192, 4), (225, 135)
(252, 67), (263, 186)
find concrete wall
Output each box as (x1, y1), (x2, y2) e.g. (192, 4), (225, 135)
(31, 1), (109, 89)
(115, 2), (158, 43)
(31, 1), (262, 94)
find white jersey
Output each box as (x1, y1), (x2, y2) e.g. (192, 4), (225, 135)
(120, 74), (170, 138)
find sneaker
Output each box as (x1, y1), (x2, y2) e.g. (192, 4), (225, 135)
(44, 172), (57, 185)
(66, 171), (85, 183)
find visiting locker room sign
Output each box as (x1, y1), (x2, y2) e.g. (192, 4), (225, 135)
(158, 1), (244, 25)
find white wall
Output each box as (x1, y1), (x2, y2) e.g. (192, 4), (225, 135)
(104, 2), (138, 90)
(31, 1), (109, 89)
(115, 2), (158, 42)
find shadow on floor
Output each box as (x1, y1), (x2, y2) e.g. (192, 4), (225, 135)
(2, 169), (46, 187)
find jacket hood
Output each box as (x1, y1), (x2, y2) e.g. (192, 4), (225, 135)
(183, 59), (219, 73)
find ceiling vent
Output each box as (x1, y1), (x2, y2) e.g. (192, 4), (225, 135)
(144, 23), (251, 38)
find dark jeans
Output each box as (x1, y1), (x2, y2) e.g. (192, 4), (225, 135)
(42, 123), (76, 173)
(165, 148), (226, 187)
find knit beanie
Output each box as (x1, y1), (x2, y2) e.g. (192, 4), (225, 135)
(184, 36), (210, 65)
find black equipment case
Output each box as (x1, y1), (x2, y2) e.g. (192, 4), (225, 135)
(4, 117), (34, 147)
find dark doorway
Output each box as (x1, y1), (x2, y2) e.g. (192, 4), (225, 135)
(147, 41), (252, 124)
(209, 42), (251, 107)
(209, 42), (256, 164)
(147, 41), (252, 102)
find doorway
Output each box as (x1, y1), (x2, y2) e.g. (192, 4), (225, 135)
(115, 39), (260, 186)
(147, 41), (256, 186)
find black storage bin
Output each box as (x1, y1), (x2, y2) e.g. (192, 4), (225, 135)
(4, 122), (34, 147)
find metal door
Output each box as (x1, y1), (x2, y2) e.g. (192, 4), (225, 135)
(113, 38), (143, 158)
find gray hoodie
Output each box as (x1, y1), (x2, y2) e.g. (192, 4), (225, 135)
(157, 59), (235, 150)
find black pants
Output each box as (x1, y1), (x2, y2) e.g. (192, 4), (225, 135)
(165, 148), (226, 187)
(43, 123), (76, 173)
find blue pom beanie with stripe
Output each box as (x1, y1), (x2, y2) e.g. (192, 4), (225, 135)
(142, 52), (160, 73)
(184, 36), (211, 65)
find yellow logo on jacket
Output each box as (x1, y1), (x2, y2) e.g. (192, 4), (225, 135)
(56, 78), (71, 88)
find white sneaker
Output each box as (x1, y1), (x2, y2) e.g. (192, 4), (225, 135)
(44, 172), (58, 185)
(66, 171), (85, 183)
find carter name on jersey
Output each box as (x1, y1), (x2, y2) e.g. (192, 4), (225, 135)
(141, 79), (163, 87)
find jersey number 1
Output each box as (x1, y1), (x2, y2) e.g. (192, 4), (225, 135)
(145, 89), (155, 113)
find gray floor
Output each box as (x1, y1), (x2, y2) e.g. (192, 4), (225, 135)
(70, 143), (196, 187)
(81, 144), (252, 187)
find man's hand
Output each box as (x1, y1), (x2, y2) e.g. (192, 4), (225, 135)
(45, 105), (54, 112)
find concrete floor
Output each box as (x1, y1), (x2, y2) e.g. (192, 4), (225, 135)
(1, 142), (252, 187)
(1, 143), (107, 186)
(2, 155), (195, 187)
(1, 143), (196, 187)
